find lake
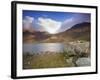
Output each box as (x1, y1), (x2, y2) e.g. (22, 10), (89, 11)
(23, 43), (65, 54)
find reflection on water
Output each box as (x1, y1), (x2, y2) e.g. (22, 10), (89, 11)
(23, 43), (65, 54)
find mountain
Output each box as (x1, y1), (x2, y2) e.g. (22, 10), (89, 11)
(43, 22), (91, 42)
(69, 22), (90, 30)
(65, 22), (90, 41)
(23, 22), (91, 43)
(23, 30), (51, 43)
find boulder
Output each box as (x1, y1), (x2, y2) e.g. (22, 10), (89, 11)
(76, 57), (91, 66)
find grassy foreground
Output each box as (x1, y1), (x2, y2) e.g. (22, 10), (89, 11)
(23, 52), (75, 69)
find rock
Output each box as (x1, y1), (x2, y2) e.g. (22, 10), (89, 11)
(68, 41), (90, 57)
(64, 45), (77, 56)
(66, 57), (75, 67)
(76, 57), (91, 66)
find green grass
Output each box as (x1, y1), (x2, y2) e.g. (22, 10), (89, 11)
(23, 52), (75, 69)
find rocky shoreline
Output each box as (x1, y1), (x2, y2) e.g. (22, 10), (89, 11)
(23, 41), (90, 69)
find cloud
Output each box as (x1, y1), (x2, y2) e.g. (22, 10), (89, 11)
(60, 17), (75, 32)
(60, 14), (90, 32)
(23, 16), (34, 30)
(64, 18), (73, 23)
(37, 17), (62, 34)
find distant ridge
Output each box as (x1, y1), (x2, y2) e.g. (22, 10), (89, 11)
(23, 22), (91, 43)
(62, 22), (91, 41)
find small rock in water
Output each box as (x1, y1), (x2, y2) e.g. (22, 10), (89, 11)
(76, 57), (91, 66)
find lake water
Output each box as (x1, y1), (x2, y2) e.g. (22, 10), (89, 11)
(23, 43), (65, 54)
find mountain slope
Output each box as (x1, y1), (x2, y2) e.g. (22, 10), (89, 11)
(23, 22), (91, 43)
(43, 22), (91, 42)
(66, 22), (90, 41)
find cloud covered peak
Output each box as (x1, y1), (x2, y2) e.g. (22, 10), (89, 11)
(38, 17), (62, 34)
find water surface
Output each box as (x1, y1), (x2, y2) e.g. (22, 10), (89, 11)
(23, 43), (65, 54)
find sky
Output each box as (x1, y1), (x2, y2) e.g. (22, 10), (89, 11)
(23, 10), (90, 34)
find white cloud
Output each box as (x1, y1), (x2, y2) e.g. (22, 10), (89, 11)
(23, 16), (34, 30)
(60, 14), (90, 32)
(60, 17), (75, 32)
(64, 18), (73, 23)
(37, 17), (62, 34)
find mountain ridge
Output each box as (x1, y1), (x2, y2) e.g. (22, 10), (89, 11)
(23, 22), (91, 43)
